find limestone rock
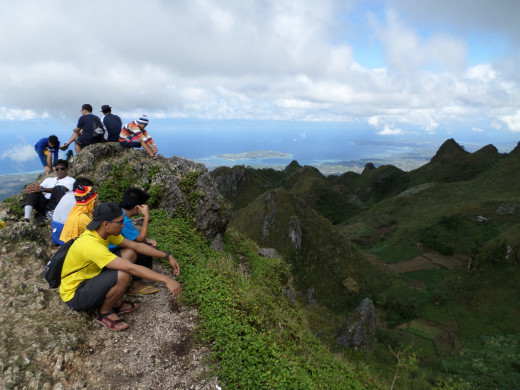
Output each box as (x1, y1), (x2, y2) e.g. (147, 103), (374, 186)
(68, 143), (229, 240)
(335, 298), (376, 351)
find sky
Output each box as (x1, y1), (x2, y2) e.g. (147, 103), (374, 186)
(2, 0), (520, 173)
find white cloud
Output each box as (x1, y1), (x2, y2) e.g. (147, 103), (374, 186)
(0, 0), (519, 137)
(1, 144), (36, 162)
(377, 125), (404, 135)
(500, 111), (520, 132)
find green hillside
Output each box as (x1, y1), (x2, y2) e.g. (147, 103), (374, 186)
(212, 138), (520, 389)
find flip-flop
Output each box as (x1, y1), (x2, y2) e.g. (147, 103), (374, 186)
(127, 285), (159, 296)
(114, 301), (140, 314)
(95, 311), (129, 331)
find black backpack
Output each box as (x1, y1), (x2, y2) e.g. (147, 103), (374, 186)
(92, 117), (106, 142)
(44, 237), (77, 288)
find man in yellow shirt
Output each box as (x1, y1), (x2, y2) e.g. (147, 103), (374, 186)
(60, 202), (182, 331)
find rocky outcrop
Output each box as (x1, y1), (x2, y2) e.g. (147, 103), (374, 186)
(69, 143), (229, 243)
(335, 298), (376, 351)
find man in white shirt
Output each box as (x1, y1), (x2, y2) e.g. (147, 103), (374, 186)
(23, 159), (75, 225)
(51, 177), (93, 245)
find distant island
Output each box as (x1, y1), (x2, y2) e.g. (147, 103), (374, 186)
(215, 150), (292, 160)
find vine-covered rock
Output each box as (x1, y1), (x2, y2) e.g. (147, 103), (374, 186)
(69, 143), (230, 243)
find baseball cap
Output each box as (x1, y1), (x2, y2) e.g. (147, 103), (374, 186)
(86, 202), (123, 231)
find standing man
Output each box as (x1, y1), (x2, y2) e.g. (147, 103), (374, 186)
(23, 159), (75, 224)
(35, 135), (61, 175)
(100, 105), (122, 142)
(59, 202), (182, 331)
(61, 104), (105, 154)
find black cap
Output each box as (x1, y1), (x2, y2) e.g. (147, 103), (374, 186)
(86, 202), (123, 230)
(100, 105), (112, 112)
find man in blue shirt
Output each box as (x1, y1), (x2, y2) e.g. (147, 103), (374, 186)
(109, 188), (160, 295)
(34, 135), (60, 175)
(100, 104), (123, 142)
(61, 104), (105, 153)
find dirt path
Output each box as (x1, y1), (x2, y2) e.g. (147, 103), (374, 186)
(0, 221), (218, 390)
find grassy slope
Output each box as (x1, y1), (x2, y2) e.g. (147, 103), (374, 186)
(340, 147), (520, 389)
(148, 210), (384, 389)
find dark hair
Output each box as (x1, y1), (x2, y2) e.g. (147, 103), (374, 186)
(120, 187), (150, 210)
(55, 159), (69, 168)
(73, 177), (94, 191)
(81, 104), (93, 113)
(48, 135), (58, 146)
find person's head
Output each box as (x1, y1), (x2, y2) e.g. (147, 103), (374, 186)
(74, 185), (98, 208)
(86, 202), (124, 235)
(120, 187), (150, 211)
(81, 104), (93, 114)
(136, 115), (149, 130)
(101, 104), (112, 114)
(48, 135), (58, 148)
(72, 177), (94, 192)
(54, 159), (69, 179)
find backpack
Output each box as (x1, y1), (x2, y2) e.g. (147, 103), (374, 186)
(92, 117), (106, 142)
(44, 237), (77, 288)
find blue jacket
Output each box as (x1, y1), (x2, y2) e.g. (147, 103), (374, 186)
(34, 137), (60, 167)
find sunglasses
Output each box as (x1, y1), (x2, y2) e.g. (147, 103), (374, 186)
(107, 220), (124, 225)
(55, 167), (67, 171)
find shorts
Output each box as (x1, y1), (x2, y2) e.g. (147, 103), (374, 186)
(119, 139), (141, 148)
(65, 269), (118, 312)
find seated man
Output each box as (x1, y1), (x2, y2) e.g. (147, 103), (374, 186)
(58, 184), (98, 244)
(34, 135), (61, 175)
(109, 188), (158, 295)
(119, 115), (161, 159)
(61, 104), (105, 154)
(23, 159), (75, 224)
(52, 177), (94, 245)
(100, 104), (122, 142)
(59, 202), (182, 331)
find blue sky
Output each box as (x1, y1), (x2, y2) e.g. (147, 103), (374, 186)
(1, 0), (520, 173)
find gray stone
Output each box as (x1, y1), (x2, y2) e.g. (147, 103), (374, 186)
(335, 298), (376, 351)
(258, 248), (277, 258)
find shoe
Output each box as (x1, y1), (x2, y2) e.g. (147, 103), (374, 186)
(95, 311), (129, 331)
(21, 218), (30, 223)
(45, 210), (53, 221)
(34, 213), (46, 227)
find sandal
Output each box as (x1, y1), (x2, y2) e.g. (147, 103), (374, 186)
(127, 285), (159, 296)
(95, 311), (129, 331)
(113, 301), (140, 314)
(151, 153), (163, 160)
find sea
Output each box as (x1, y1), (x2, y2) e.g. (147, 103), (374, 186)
(1, 118), (519, 201)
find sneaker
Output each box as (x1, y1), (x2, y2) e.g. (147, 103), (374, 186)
(21, 217), (30, 223)
(45, 210), (53, 221)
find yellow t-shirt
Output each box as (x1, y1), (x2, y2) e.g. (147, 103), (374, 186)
(59, 230), (124, 302)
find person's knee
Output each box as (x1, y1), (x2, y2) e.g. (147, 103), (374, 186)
(121, 248), (137, 263)
(117, 270), (131, 285)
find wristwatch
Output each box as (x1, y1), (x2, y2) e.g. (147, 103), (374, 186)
(163, 251), (170, 260)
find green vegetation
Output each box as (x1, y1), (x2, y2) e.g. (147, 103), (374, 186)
(149, 210), (383, 389)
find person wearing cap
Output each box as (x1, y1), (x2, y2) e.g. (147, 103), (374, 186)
(59, 184), (99, 243)
(100, 105), (122, 142)
(52, 177), (94, 245)
(119, 115), (162, 159)
(59, 202), (182, 331)
(61, 104), (106, 154)
(34, 135), (61, 175)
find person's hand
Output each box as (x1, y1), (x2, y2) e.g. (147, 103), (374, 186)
(168, 255), (180, 276)
(165, 278), (182, 297)
(146, 238), (157, 247)
(27, 183), (40, 193)
(136, 204), (149, 218)
(59, 143), (68, 151)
